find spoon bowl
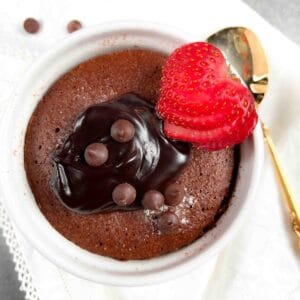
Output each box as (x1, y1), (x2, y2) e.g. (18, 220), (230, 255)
(207, 27), (268, 105)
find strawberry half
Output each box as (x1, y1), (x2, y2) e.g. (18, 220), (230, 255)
(164, 107), (257, 151)
(156, 42), (258, 150)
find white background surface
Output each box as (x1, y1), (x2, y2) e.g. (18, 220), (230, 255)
(1, 0), (300, 299)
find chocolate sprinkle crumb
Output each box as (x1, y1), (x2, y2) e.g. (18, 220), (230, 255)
(67, 20), (82, 33)
(23, 18), (40, 34)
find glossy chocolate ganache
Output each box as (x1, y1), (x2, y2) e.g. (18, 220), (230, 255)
(24, 49), (238, 260)
(51, 94), (191, 213)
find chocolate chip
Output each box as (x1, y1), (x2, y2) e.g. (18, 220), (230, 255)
(111, 119), (135, 143)
(157, 212), (179, 234)
(23, 18), (40, 34)
(67, 20), (82, 33)
(164, 183), (185, 206)
(142, 190), (165, 210)
(112, 183), (136, 206)
(84, 143), (108, 167)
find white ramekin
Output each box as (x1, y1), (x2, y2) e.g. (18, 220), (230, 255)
(0, 21), (264, 286)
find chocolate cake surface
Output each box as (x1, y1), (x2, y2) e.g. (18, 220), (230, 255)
(24, 49), (238, 260)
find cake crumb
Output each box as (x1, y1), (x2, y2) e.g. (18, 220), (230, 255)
(181, 217), (189, 225)
(184, 195), (195, 208)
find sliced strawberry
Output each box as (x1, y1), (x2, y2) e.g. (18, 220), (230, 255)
(161, 43), (229, 98)
(164, 106), (257, 151)
(158, 80), (255, 130)
(164, 121), (233, 151)
(162, 42), (227, 79)
(228, 106), (258, 145)
(156, 41), (258, 150)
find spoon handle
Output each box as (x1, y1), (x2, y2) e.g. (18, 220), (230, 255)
(261, 122), (300, 240)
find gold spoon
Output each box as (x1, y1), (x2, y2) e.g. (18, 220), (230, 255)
(207, 27), (300, 242)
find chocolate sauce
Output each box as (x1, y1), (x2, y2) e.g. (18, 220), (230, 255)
(51, 94), (191, 214)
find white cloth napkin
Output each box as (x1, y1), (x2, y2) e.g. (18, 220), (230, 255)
(1, 0), (300, 299)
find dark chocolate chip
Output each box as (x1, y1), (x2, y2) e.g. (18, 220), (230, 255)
(157, 212), (179, 234)
(112, 183), (136, 206)
(67, 20), (82, 33)
(142, 190), (165, 210)
(84, 143), (108, 167)
(23, 18), (40, 34)
(110, 119), (135, 143)
(164, 183), (185, 206)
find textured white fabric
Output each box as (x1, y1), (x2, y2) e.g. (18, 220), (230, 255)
(0, 0), (300, 299)
(0, 201), (39, 300)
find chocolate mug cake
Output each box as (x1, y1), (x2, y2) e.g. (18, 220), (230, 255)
(24, 49), (238, 260)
